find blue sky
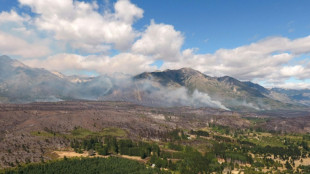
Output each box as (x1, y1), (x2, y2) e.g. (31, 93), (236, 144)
(0, 0), (310, 88)
(1, 0), (310, 51)
(135, 0), (310, 53)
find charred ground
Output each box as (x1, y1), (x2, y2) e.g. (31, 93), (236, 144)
(0, 101), (309, 169)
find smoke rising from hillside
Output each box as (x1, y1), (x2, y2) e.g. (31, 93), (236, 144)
(137, 82), (229, 110)
(100, 78), (230, 110)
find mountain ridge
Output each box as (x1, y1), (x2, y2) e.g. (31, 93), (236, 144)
(0, 55), (308, 110)
(132, 67), (298, 110)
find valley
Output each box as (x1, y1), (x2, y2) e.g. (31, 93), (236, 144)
(0, 101), (309, 173)
(1, 0), (310, 173)
(1, 55), (310, 173)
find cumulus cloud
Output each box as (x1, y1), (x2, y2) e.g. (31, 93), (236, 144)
(114, 0), (143, 24)
(132, 20), (184, 61)
(70, 43), (111, 54)
(0, 9), (50, 58)
(161, 36), (310, 85)
(0, 31), (50, 58)
(1, 0), (310, 89)
(24, 53), (157, 75)
(0, 10), (29, 24)
(19, 0), (143, 53)
(270, 82), (310, 90)
(279, 65), (310, 79)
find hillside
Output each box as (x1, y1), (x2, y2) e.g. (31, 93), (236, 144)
(272, 88), (310, 106)
(0, 55), (308, 111)
(0, 55), (75, 102)
(133, 68), (299, 110)
(0, 55), (111, 102)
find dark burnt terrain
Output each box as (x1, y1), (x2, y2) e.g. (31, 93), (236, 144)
(0, 101), (309, 168)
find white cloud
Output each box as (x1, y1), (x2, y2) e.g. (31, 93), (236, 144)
(270, 82), (310, 89)
(161, 36), (310, 85)
(0, 10), (29, 24)
(132, 20), (184, 61)
(0, 31), (50, 58)
(114, 0), (143, 24)
(19, 0), (143, 53)
(1, 0), (310, 89)
(70, 43), (111, 54)
(12, 27), (34, 36)
(24, 53), (156, 75)
(279, 65), (310, 79)
(0, 9), (50, 58)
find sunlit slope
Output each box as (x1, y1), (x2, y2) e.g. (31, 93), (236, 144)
(134, 68), (300, 110)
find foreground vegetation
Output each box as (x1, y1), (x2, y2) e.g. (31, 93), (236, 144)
(3, 157), (167, 174)
(4, 121), (310, 173)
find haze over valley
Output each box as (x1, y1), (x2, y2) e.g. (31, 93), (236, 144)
(1, 0), (310, 173)
(1, 55), (310, 112)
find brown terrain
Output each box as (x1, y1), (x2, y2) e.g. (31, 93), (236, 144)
(0, 101), (309, 168)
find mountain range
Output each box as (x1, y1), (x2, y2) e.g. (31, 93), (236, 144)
(0, 55), (309, 111)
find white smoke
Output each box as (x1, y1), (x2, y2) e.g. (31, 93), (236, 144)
(153, 88), (229, 110)
(133, 80), (229, 110)
(239, 100), (261, 110)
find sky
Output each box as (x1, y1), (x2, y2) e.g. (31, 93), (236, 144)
(0, 0), (310, 89)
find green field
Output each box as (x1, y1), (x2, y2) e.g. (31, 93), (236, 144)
(31, 127), (127, 139)
(20, 124), (310, 174)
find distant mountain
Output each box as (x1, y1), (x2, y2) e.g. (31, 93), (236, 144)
(271, 88), (310, 106)
(0, 55), (307, 111)
(0, 55), (111, 102)
(243, 81), (270, 95)
(0, 55), (75, 102)
(244, 81), (293, 104)
(133, 68), (300, 110)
